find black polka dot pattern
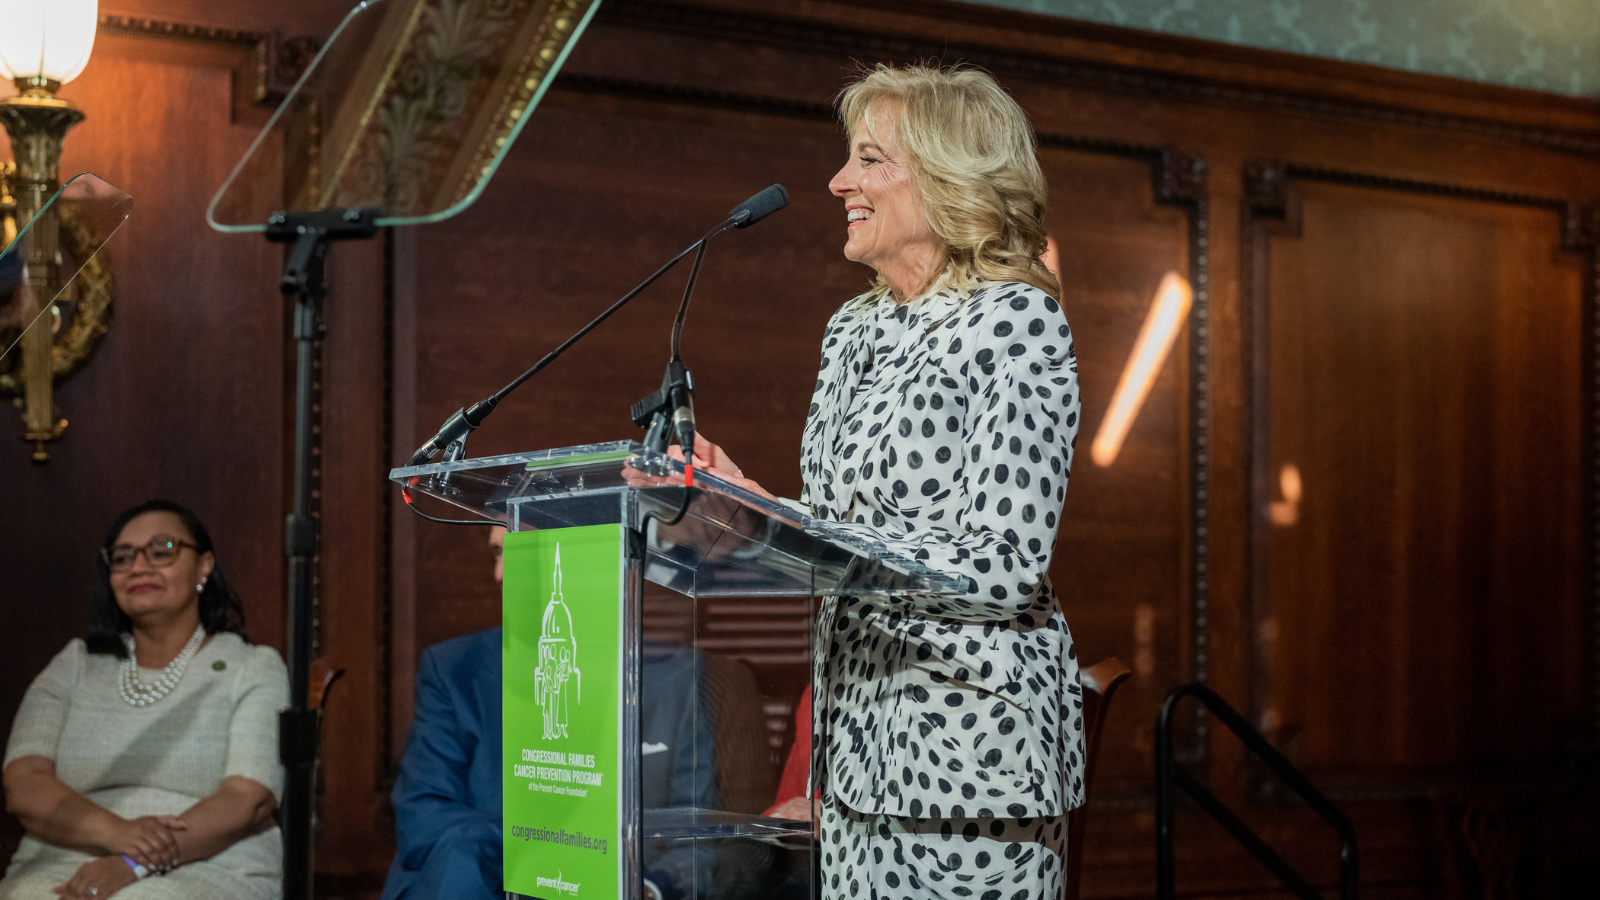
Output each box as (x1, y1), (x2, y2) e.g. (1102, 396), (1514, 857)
(818, 799), (1068, 900)
(792, 282), (1088, 897)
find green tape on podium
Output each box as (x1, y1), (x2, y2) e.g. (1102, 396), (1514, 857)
(503, 525), (624, 899)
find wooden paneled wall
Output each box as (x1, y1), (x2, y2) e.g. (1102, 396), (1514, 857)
(3, 0), (1597, 897)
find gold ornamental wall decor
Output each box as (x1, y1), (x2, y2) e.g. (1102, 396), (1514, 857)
(0, 0), (103, 461)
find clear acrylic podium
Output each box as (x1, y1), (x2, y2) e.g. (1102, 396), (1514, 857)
(392, 441), (968, 900)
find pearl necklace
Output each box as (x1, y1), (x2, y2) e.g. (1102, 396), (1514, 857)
(118, 625), (207, 708)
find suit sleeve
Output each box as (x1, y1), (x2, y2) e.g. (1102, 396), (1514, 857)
(826, 287), (1080, 622)
(390, 649), (497, 870)
(667, 657), (719, 810)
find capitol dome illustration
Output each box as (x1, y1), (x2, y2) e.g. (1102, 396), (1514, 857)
(534, 545), (581, 740)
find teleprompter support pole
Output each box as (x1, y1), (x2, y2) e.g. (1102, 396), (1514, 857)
(265, 207), (378, 900)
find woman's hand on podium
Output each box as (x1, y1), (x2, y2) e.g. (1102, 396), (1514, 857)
(623, 433), (776, 502)
(769, 796), (821, 838)
(770, 797), (812, 821)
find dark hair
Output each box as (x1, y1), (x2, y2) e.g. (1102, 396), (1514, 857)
(86, 499), (248, 657)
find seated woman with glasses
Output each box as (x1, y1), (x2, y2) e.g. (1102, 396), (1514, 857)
(1, 500), (287, 900)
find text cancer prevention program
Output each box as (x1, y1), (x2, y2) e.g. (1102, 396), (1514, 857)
(514, 748), (604, 788)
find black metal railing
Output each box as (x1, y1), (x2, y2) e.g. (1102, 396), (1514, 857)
(1156, 682), (1359, 900)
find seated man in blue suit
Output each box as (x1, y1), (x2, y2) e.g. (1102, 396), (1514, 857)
(382, 526), (716, 900)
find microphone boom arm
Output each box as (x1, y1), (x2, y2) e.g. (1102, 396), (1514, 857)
(406, 217), (732, 466)
(405, 183), (788, 471)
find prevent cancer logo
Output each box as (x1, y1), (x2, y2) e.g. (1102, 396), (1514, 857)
(535, 871), (581, 896)
(534, 544), (582, 740)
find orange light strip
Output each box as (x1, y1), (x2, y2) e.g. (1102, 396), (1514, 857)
(1090, 272), (1192, 467)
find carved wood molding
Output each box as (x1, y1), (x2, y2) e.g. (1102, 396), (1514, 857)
(1239, 160), (1600, 795)
(1568, 200), (1600, 755)
(1048, 135), (1214, 768)
(1279, 162), (1569, 210)
(1157, 148), (1208, 206)
(1161, 150), (1214, 763)
(96, 15), (262, 49)
(1035, 130), (1215, 768)
(555, 72), (834, 120)
(90, 2), (1600, 159)
(96, 15), (320, 106)
(1242, 159), (1292, 223)
(1563, 201), (1600, 252)
(379, 233), (398, 787)
(593, 0), (1600, 158)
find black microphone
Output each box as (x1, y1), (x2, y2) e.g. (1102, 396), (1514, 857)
(406, 399), (494, 468)
(408, 184), (789, 469)
(729, 184), (789, 228)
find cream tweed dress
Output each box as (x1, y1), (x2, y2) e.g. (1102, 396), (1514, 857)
(1, 633), (286, 900)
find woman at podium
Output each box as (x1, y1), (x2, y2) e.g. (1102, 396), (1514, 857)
(669, 64), (1085, 898)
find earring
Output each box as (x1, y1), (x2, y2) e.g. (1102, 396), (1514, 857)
(197, 580), (207, 591)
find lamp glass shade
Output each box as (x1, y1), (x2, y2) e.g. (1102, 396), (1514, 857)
(0, 0), (98, 86)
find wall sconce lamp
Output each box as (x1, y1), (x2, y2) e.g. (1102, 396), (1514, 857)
(1091, 272), (1192, 467)
(0, 0), (97, 461)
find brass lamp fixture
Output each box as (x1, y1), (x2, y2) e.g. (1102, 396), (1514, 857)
(0, 0), (96, 461)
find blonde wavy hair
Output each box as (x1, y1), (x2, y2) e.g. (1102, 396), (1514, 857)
(839, 64), (1058, 300)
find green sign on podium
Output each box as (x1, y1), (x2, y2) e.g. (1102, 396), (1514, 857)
(504, 525), (625, 899)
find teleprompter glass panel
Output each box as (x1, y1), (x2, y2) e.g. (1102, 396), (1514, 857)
(0, 173), (133, 371)
(207, 0), (601, 231)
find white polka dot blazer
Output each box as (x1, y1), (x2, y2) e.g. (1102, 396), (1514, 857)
(795, 279), (1086, 821)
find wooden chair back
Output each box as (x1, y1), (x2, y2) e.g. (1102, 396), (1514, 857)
(702, 652), (776, 814)
(1065, 657), (1132, 900)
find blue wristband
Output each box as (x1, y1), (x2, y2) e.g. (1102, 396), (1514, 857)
(120, 855), (150, 879)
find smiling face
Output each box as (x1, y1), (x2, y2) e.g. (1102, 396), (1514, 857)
(108, 510), (214, 628)
(828, 103), (947, 299)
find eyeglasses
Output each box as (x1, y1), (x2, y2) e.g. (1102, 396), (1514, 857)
(102, 536), (198, 572)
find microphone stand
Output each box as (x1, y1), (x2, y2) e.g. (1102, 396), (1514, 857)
(628, 228), (722, 483)
(265, 206), (379, 900)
